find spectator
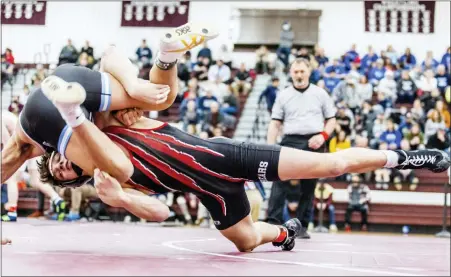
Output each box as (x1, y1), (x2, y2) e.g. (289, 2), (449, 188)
(8, 96), (23, 116)
(422, 50), (439, 70)
(202, 102), (228, 136)
(276, 21), (294, 69)
(345, 174), (371, 232)
(307, 180), (337, 233)
(80, 40), (94, 58)
(398, 112), (415, 136)
(433, 100), (450, 128)
(336, 106), (352, 135)
(399, 47), (417, 69)
(379, 119), (403, 150)
(405, 123), (425, 150)
(314, 48), (329, 68)
(329, 129), (351, 153)
(4, 48), (14, 65)
(424, 109), (446, 142)
(1, 54), (14, 89)
(397, 70), (417, 104)
(177, 54), (191, 84)
(136, 39), (152, 64)
(193, 57), (210, 81)
(77, 52), (90, 68)
(343, 44), (359, 70)
(418, 69), (438, 93)
(392, 140), (420, 191)
(323, 71), (341, 94)
(435, 65), (450, 94)
(198, 89), (218, 114)
(179, 90), (199, 119)
(440, 46), (451, 72)
(231, 63), (252, 95)
(368, 58), (386, 85)
(333, 77), (361, 113)
(258, 77), (279, 114)
(361, 45), (378, 73)
(182, 100), (200, 134)
(426, 127), (450, 153)
(410, 99), (425, 124)
(197, 42), (212, 61)
(355, 75), (373, 102)
(385, 45), (398, 65)
(58, 39), (78, 65)
(255, 45), (271, 74)
(325, 59), (346, 79)
(57, 184), (98, 221)
(378, 70), (397, 103)
(208, 58), (231, 83)
(296, 47), (310, 60)
(221, 85), (239, 115)
(421, 88), (442, 115)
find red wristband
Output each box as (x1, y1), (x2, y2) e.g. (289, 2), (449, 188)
(320, 131), (329, 141)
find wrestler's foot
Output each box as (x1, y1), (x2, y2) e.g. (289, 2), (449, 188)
(41, 76), (87, 127)
(394, 149), (450, 173)
(272, 218), (302, 251)
(157, 22), (218, 64)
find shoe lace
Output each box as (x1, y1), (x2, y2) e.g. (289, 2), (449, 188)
(401, 154), (437, 167)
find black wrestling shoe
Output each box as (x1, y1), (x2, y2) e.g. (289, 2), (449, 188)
(272, 218), (303, 251)
(394, 149), (450, 173)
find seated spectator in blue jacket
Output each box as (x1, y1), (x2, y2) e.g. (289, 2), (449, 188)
(325, 59), (346, 78)
(396, 70), (417, 104)
(197, 42), (212, 61)
(441, 47), (451, 72)
(379, 119), (403, 149)
(422, 51), (439, 71)
(399, 48), (417, 69)
(315, 48), (329, 68)
(309, 67), (322, 84)
(435, 64), (450, 94)
(368, 59), (386, 85)
(136, 39), (152, 63)
(221, 86), (239, 115)
(343, 44), (359, 70)
(179, 91), (199, 120)
(323, 71), (341, 94)
(361, 46), (378, 70)
(259, 77), (280, 113)
(198, 89), (219, 114)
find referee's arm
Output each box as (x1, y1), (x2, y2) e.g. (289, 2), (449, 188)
(267, 93), (284, 144)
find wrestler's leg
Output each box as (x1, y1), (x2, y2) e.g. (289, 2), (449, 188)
(100, 22), (218, 111)
(277, 147), (450, 180)
(221, 215), (298, 252)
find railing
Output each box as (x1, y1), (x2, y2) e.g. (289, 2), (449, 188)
(247, 100), (270, 142)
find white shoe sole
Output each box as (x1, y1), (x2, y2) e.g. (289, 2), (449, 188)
(41, 76), (86, 105)
(161, 22), (219, 45)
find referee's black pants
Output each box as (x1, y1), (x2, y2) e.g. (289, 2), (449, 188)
(266, 134), (323, 227)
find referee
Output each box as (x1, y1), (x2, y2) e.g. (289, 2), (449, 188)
(266, 58), (337, 238)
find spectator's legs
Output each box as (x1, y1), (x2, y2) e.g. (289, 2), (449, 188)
(360, 204), (369, 228)
(344, 205), (354, 227)
(328, 204), (336, 225)
(2, 171), (19, 221)
(266, 181), (288, 225)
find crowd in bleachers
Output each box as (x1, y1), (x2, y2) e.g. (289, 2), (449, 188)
(2, 37), (450, 229)
(261, 44), (450, 191)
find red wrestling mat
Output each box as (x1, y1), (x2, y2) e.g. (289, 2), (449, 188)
(1, 219), (449, 276)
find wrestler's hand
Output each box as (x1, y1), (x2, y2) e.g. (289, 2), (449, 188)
(308, 134), (325, 150)
(113, 108), (143, 126)
(93, 169), (127, 207)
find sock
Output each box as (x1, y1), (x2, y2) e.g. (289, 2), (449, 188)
(273, 226), (288, 243)
(56, 105), (86, 128)
(382, 150), (399, 168)
(157, 51), (178, 64)
(7, 206), (17, 213)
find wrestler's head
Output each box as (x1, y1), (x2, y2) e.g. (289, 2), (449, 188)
(37, 151), (89, 187)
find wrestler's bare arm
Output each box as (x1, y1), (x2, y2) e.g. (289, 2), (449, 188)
(93, 169), (170, 222)
(1, 122), (44, 183)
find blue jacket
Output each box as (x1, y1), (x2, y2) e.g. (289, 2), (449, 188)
(259, 85), (278, 111)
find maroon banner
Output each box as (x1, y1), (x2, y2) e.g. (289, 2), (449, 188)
(121, 1), (189, 27)
(1, 1), (47, 25)
(365, 1), (435, 34)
